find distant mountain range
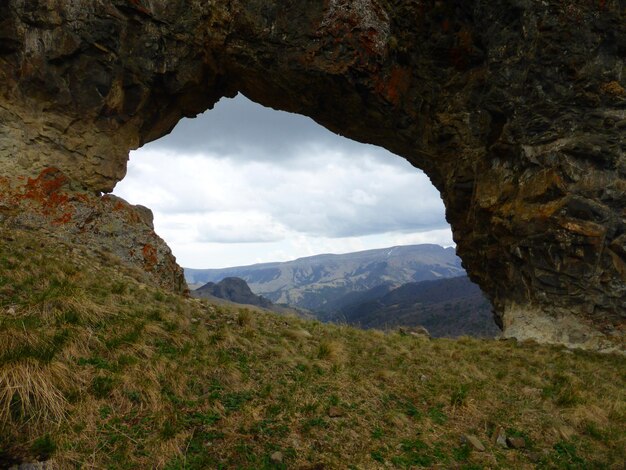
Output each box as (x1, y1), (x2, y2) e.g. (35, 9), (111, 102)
(327, 276), (500, 338)
(185, 244), (465, 312)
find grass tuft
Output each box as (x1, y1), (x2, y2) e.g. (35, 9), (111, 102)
(237, 308), (253, 327)
(31, 434), (56, 460)
(0, 360), (68, 426)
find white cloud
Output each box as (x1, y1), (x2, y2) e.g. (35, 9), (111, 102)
(391, 229), (456, 247)
(195, 212), (288, 243)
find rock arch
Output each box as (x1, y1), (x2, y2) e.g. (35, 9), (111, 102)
(0, 0), (624, 351)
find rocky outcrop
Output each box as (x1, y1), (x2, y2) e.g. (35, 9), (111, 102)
(0, 168), (185, 293)
(0, 1), (624, 351)
(194, 277), (273, 309)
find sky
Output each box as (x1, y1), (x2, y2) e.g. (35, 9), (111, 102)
(113, 94), (453, 269)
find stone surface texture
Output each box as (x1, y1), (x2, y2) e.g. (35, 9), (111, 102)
(0, 169), (185, 293)
(0, 0), (624, 350)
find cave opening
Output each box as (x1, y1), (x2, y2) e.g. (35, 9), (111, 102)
(114, 94), (455, 271)
(112, 94), (498, 334)
(0, 0), (621, 355)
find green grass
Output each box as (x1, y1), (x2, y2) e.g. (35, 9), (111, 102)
(30, 434), (56, 460)
(90, 376), (116, 399)
(0, 227), (625, 468)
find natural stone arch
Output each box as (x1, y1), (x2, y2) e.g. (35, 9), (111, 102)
(0, 0), (624, 351)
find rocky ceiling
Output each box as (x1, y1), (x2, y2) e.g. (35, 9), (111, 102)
(0, 0), (624, 351)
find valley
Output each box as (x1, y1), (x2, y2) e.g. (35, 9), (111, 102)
(186, 244), (499, 338)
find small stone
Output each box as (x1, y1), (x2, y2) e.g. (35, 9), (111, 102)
(6, 306), (16, 316)
(491, 426), (507, 448)
(328, 406), (344, 418)
(506, 436), (526, 449)
(462, 434), (485, 452)
(270, 451), (283, 464)
(419, 374), (428, 382)
(190, 318), (199, 323)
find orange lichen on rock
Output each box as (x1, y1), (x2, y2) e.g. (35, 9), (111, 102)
(377, 66), (410, 105)
(358, 27), (382, 58)
(113, 200), (126, 211)
(142, 243), (158, 271)
(600, 81), (625, 96)
(24, 168), (68, 198)
(101, 195), (143, 226)
(53, 211), (74, 225)
(21, 168), (74, 221)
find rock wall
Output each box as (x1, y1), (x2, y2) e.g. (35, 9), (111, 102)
(0, 0), (624, 351)
(0, 168), (186, 292)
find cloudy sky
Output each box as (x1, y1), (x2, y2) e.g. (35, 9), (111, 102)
(113, 95), (453, 268)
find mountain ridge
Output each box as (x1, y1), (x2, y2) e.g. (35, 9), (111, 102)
(331, 275), (500, 338)
(186, 243), (456, 272)
(185, 244), (465, 312)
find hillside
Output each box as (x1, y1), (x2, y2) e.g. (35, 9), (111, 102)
(332, 276), (500, 338)
(185, 244), (465, 312)
(1, 228), (625, 468)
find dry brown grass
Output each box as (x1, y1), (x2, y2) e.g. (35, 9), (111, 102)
(0, 360), (69, 428)
(284, 327), (313, 341)
(0, 227), (625, 468)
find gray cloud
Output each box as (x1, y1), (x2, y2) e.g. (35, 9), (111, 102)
(114, 95), (452, 267)
(149, 94), (408, 168)
(117, 148), (446, 242)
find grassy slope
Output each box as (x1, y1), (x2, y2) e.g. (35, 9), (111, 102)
(0, 228), (624, 469)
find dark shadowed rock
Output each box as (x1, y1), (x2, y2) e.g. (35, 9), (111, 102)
(194, 277), (273, 309)
(0, 0), (623, 351)
(506, 436), (526, 449)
